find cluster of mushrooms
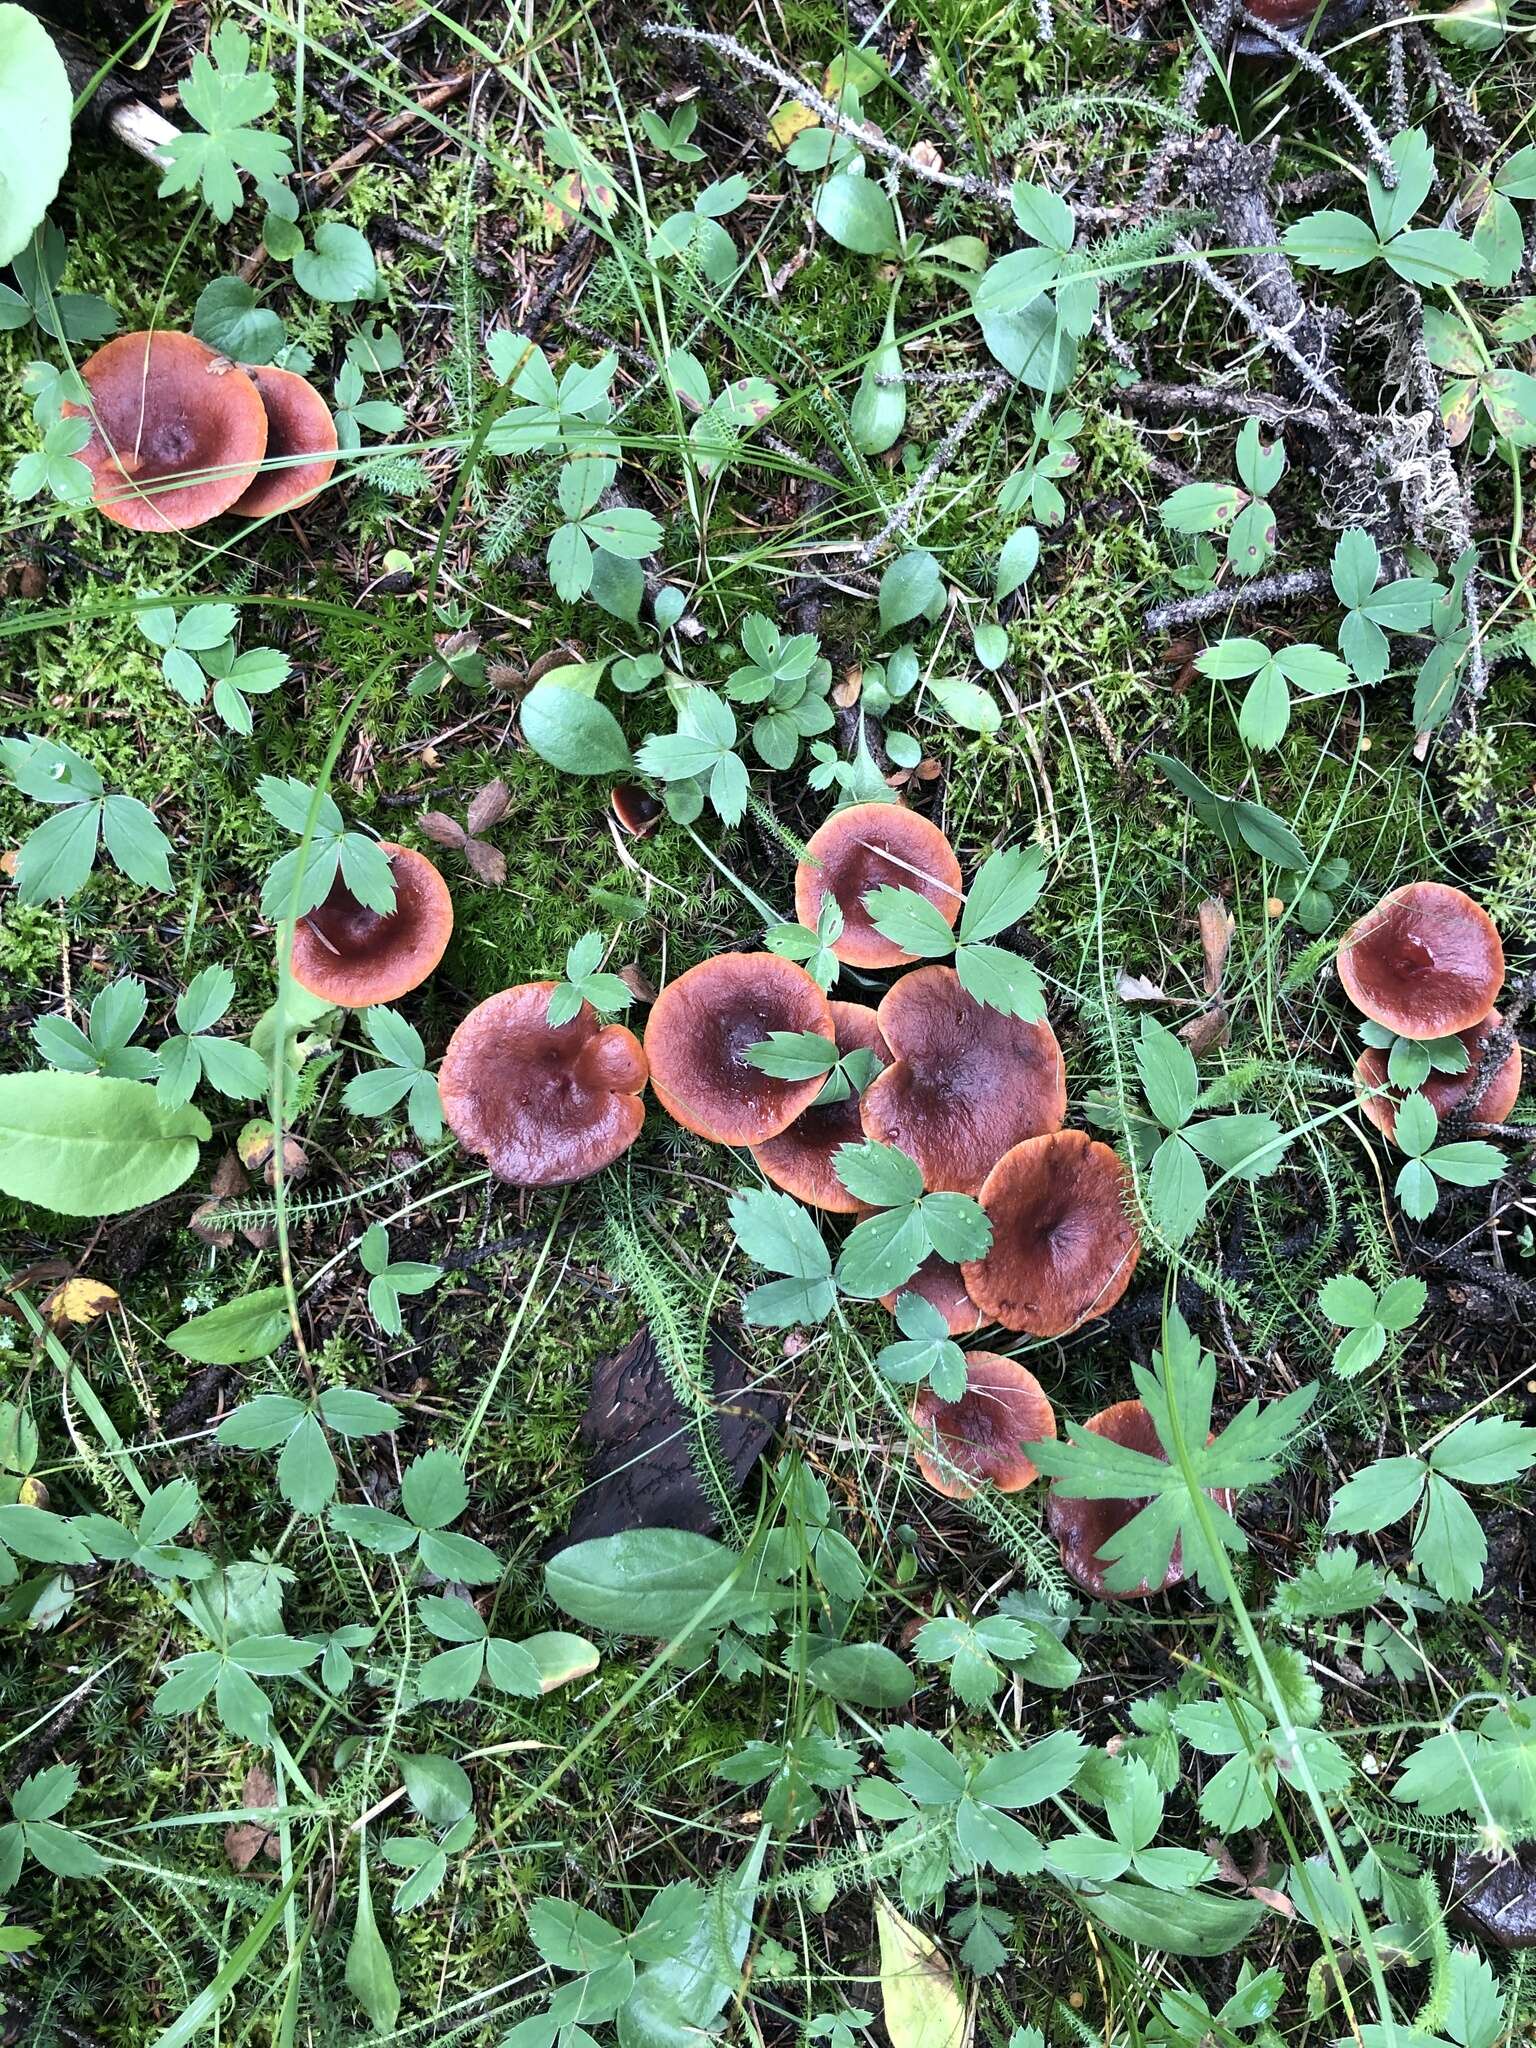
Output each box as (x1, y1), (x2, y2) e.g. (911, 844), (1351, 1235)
(1335, 879), (1520, 1143)
(62, 330), (337, 529)
(285, 805), (1191, 1598)
(282, 824), (1520, 1603)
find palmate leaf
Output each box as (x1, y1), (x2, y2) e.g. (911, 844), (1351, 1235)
(1028, 1307), (1314, 1595)
(157, 27), (295, 222)
(729, 1187), (836, 1326)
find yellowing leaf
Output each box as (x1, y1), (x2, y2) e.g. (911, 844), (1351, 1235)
(824, 48), (887, 95)
(523, 1630), (601, 1693)
(44, 1277), (120, 1328)
(875, 1895), (971, 2048)
(768, 100), (818, 150)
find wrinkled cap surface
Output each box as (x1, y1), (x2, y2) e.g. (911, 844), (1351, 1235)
(230, 366), (338, 518)
(882, 1253), (985, 1335)
(795, 803), (962, 968)
(963, 1131), (1140, 1337)
(1337, 882), (1504, 1039)
(1046, 1401), (1234, 1599)
(910, 1353), (1056, 1500)
(1354, 1008), (1522, 1144)
(645, 952), (835, 1145)
(752, 1001), (889, 1211)
(440, 982), (648, 1186)
(64, 331), (268, 531)
(289, 844), (453, 1008)
(861, 966), (1066, 1194)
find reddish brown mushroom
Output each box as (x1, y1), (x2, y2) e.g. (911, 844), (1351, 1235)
(1336, 882), (1505, 1040)
(1046, 1401), (1236, 1599)
(859, 966), (1066, 1194)
(644, 952), (835, 1145)
(751, 1001), (889, 1211)
(909, 1353), (1056, 1500)
(229, 366), (338, 518)
(439, 983), (647, 1185)
(611, 785), (662, 840)
(795, 803), (962, 969)
(289, 844), (453, 1009)
(63, 331), (268, 531)
(881, 1254), (985, 1336)
(1354, 1008), (1522, 1144)
(962, 1131), (1140, 1338)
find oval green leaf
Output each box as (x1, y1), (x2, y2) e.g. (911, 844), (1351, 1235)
(168, 1286), (292, 1364)
(0, 1074), (209, 1217)
(806, 1641), (915, 1708)
(0, 7), (71, 267)
(521, 680), (634, 776)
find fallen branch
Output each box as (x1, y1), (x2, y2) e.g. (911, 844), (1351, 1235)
(1120, 378), (1342, 432)
(1175, 237), (1356, 420)
(1237, 10), (1397, 188)
(1143, 566), (1338, 634)
(306, 71), (472, 198)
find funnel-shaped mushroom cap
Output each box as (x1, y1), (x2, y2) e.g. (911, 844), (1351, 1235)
(1046, 1401), (1235, 1598)
(230, 366), (338, 518)
(910, 1353), (1056, 1500)
(289, 844), (453, 1008)
(645, 952), (835, 1145)
(751, 1001), (890, 1211)
(882, 1254), (985, 1335)
(1337, 882), (1504, 1040)
(63, 332), (268, 531)
(860, 966), (1066, 1194)
(1354, 1008), (1522, 1144)
(795, 803), (962, 969)
(963, 1131), (1140, 1338)
(440, 983), (647, 1185)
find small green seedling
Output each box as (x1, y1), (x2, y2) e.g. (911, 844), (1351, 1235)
(1160, 419), (1285, 580)
(1390, 1092), (1502, 1220)
(1317, 1271), (1428, 1377)
(359, 1223), (442, 1338)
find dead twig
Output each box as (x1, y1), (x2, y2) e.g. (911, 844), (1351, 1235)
(1237, 11), (1397, 188)
(853, 371), (1012, 565)
(1144, 565), (1339, 634)
(640, 20), (1013, 208)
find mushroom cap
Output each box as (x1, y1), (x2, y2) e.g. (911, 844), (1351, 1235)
(644, 952), (835, 1146)
(795, 803), (962, 969)
(881, 1254), (986, 1336)
(1336, 882), (1504, 1040)
(440, 983), (647, 1186)
(1046, 1401), (1235, 1599)
(63, 331), (268, 531)
(860, 966), (1066, 1195)
(229, 366), (338, 518)
(909, 1352), (1056, 1500)
(962, 1131), (1141, 1338)
(289, 844), (453, 1008)
(751, 1001), (890, 1211)
(611, 785), (662, 839)
(1354, 1008), (1522, 1144)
